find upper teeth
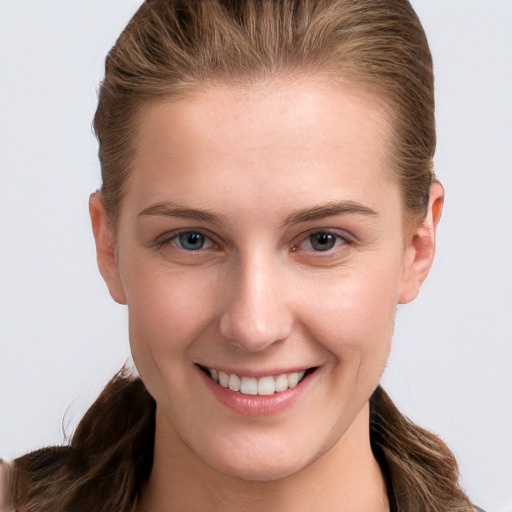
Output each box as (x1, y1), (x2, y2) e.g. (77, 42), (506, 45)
(208, 368), (306, 395)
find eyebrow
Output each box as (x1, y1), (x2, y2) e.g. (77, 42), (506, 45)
(283, 200), (378, 225)
(138, 199), (377, 225)
(138, 202), (225, 224)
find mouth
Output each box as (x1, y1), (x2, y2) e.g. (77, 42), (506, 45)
(200, 366), (314, 396)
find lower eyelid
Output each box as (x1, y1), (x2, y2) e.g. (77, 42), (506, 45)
(175, 232), (213, 250)
(154, 230), (210, 249)
(155, 229), (353, 254)
(301, 232), (351, 251)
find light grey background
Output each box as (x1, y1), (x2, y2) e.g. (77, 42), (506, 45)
(0, 1), (511, 511)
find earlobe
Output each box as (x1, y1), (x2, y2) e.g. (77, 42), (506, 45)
(89, 193), (127, 305)
(398, 181), (444, 304)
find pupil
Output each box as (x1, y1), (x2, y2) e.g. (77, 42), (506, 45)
(179, 232), (205, 250)
(311, 233), (335, 251)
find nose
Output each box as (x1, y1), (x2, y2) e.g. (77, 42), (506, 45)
(219, 255), (292, 352)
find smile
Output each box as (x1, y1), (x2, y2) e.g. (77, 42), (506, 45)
(204, 367), (308, 396)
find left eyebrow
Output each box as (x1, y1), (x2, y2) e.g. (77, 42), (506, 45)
(283, 200), (378, 226)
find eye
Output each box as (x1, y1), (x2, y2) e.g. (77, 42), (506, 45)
(295, 230), (351, 253)
(178, 232), (206, 250)
(308, 232), (337, 251)
(164, 231), (213, 251)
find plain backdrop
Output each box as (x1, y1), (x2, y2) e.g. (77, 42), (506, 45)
(1, 1), (511, 511)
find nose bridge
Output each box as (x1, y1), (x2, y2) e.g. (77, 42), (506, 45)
(219, 251), (291, 352)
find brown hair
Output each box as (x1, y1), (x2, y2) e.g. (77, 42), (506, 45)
(94, 0), (435, 224)
(12, 375), (477, 511)
(13, 1), (478, 510)
(13, 370), (155, 511)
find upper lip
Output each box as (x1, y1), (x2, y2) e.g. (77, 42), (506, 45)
(196, 363), (316, 379)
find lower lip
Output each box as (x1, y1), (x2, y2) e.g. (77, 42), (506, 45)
(199, 367), (314, 417)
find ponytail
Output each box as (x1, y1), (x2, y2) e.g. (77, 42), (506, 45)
(12, 376), (479, 511)
(370, 385), (480, 512)
(12, 369), (155, 512)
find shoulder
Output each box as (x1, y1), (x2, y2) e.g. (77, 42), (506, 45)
(0, 459), (15, 512)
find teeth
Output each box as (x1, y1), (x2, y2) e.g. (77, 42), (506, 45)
(274, 374), (288, 392)
(218, 371), (229, 388)
(257, 376), (275, 395)
(240, 377), (258, 395)
(228, 373), (241, 392)
(288, 371), (306, 388)
(206, 368), (308, 395)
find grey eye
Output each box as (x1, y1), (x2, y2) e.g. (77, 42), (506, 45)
(178, 232), (206, 250)
(309, 232), (336, 251)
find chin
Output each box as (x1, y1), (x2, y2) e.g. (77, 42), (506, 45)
(201, 437), (321, 483)
(213, 458), (305, 483)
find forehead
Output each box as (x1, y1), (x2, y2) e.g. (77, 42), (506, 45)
(135, 79), (391, 154)
(127, 79), (397, 215)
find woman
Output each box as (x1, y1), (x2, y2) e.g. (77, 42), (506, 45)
(2, 0), (482, 510)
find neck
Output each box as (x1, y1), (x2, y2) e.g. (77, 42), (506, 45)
(136, 402), (389, 512)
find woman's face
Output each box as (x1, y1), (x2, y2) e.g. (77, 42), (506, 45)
(92, 79), (439, 481)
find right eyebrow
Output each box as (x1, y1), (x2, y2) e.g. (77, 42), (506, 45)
(138, 202), (225, 225)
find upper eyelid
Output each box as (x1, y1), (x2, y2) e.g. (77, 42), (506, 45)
(154, 227), (355, 250)
(299, 228), (355, 243)
(292, 229), (355, 253)
(157, 228), (215, 247)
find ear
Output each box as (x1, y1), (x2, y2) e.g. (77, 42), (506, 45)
(89, 193), (127, 305)
(398, 181), (444, 304)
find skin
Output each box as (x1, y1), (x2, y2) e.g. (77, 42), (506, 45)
(90, 79), (443, 512)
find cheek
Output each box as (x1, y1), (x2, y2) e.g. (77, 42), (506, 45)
(305, 266), (400, 336)
(124, 265), (221, 410)
(123, 263), (218, 359)
(297, 260), (400, 372)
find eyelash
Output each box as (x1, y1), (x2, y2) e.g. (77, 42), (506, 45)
(156, 230), (217, 252)
(292, 230), (353, 254)
(156, 229), (353, 255)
